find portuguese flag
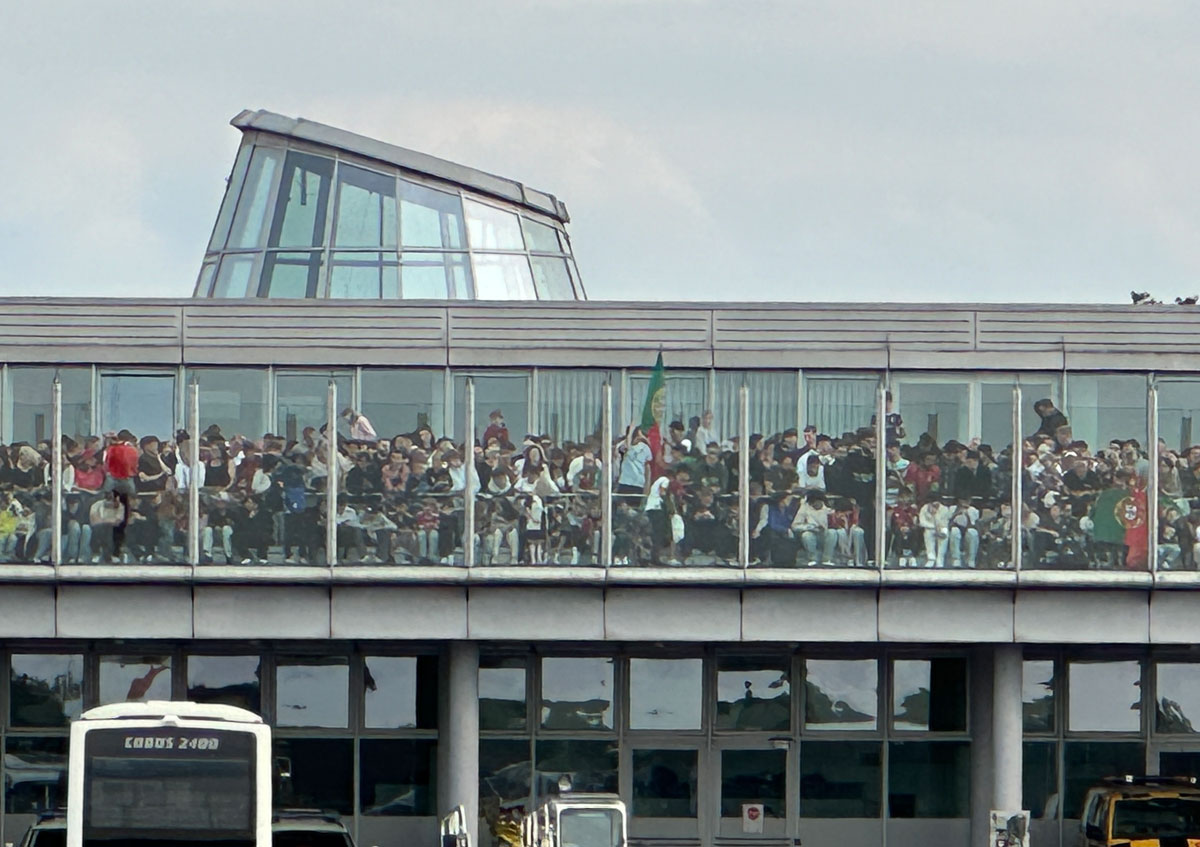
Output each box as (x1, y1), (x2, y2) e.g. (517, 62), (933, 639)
(640, 352), (666, 467)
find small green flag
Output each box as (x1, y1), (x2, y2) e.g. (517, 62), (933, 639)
(640, 352), (665, 432)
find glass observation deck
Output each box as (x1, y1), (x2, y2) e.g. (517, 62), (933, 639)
(195, 110), (584, 301)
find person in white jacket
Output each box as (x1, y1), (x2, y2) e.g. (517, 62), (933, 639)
(948, 497), (980, 567)
(918, 497), (953, 567)
(790, 491), (836, 566)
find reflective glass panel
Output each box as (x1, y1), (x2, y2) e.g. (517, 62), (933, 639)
(333, 164), (397, 248)
(721, 749), (786, 817)
(1023, 741), (1057, 821)
(891, 658), (967, 732)
(629, 658), (702, 730)
(1064, 741), (1144, 818)
(269, 151), (334, 248)
(98, 373), (175, 444)
(360, 739), (435, 816)
(1156, 662), (1200, 733)
(361, 369), (446, 442)
(804, 658), (877, 730)
(10, 654), (83, 727)
(887, 741), (970, 818)
(365, 655), (438, 729)
(632, 749), (697, 818)
(260, 251), (322, 298)
(186, 655), (261, 714)
(541, 657), (613, 729)
(400, 181), (466, 249)
(895, 381), (969, 447)
(275, 372), (353, 443)
(715, 371), (797, 445)
(535, 740), (618, 796)
(480, 739), (531, 835)
(530, 256), (574, 300)
(716, 658), (789, 731)
(401, 252), (471, 299)
(536, 369), (615, 446)
(1158, 380), (1200, 455)
(213, 254), (255, 298)
(9, 366), (91, 445)
(274, 737), (353, 814)
(480, 658), (526, 730)
(521, 217), (562, 253)
(188, 368), (268, 442)
(329, 252), (399, 299)
(208, 143), (252, 251)
(276, 659), (349, 728)
(1067, 660), (1141, 732)
(464, 199), (525, 250)
(455, 374), (529, 452)
(98, 655), (171, 705)
(1023, 659), (1055, 733)
(473, 254), (535, 300)
(1066, 373), (1149, 452)
(805, 377), (877, 438)
(4, 736), (67, 814)
(228, 146), (283, 249)
(800, 740), (882, 818)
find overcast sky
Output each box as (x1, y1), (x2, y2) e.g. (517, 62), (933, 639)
(2, 1), (1198, 303)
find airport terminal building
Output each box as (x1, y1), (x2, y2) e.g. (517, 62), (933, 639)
(2, 110), (1200, 847)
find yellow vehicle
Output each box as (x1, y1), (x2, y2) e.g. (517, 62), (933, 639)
(1078, 776), (1200, 846)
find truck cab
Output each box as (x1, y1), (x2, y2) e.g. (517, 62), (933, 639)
(522, 794), (626, 847)
(1078, 776), (1200, 846)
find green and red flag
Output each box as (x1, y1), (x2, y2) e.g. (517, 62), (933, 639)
(640, 352), (666, 464)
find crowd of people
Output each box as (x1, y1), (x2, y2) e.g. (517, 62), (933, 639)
(0, 393), (1175, 570)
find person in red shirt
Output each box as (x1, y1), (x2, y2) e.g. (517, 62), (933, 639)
(103, 430), (139, 561)
(904, 452), (942, 504)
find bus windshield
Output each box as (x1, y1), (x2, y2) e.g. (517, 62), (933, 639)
(1112, 796), (1200, 840)
(558, 809), (622, 847)
(82, 727), (255, 846)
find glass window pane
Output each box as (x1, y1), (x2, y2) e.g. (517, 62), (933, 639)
(228, 147), (283, 249)
(361, 369), (445, 442)
(530, 256), (574, 300)
(4, 736), (67, 814)
(269, 152), (334, 248)
(260, 251), (322, 298)
(1023, 660), (1055, 733)
(1158, 380), (1200, 454)
(208, 143), (252, 251)
(536, 369), (615, 446)
(522, 217), (562, 253)
(1064, 741), (1144, 818)
(716, 371), (797, 446)
(333, 165), (397, 248)
(1023, 741), (1057, 821)
(721, 749), (786, 817)
(400, 181), (466, 249)
(454, 374), (529, 451)
(892, 658), (967, 732)
(632, 749), (697, 818)
(329, 252), (398, 299)
(541, 657), (613, 729)
(805, 377), (878, 438)
(887, 741), (970, 818)
(464, 199), (524, 250)
(196, 261), (217, 297)
(480, 739), (531, 832)
(360, 739), (435, 816)
(1068, 660), (1140, 732)
(275, 372), (353, 443)
(213, 254), (256, 298)
(98, 655), (171, 705)
(188, 369), (267, 442)
(629, 658), (702, 730)
(716, 658), (790, 731)
(895, 381), (969, 447)
(365, 655), (438, 729)
(805, 658), (877, 731)
(473, 254), (535, 300)
(1066, 373), (1149, 453)
(99, 374), (175, 444)
(186, 655), (261, 714)
(9, 367), (91, 444)
(276, 659), (349, 728)
(535, 739), (617, 796)
(480, 658), (526, 731)
(274, 738), (353, 814)
(10, 654), (83, 727)
(401, 252), (471, 299)
(1155, 662), (1200, 733)
(800, 740), (881, 818)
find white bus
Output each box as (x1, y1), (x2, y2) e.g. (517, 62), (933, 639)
(66, 701), (271, 847)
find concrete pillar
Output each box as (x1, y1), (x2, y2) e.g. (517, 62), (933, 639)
(970, 646), (995, 847)
(444, 641), (480, 845)
(992, 644), (1024, 812)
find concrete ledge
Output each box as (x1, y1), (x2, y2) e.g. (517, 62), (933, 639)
(0, 584), (56, 637)
(879, 589), (1014, 642)
(605, 587), (741, 641)
(194, 585), (329, 639)
(1018, 570), (1154, 588)
(606, 566), (744, 586)
(742, 587), (878, 641)
(469, 566), (607, 585)
(1150, 592), (1200, 643)
(1015, 589), (1149, 643)
(331, 585), (467, 639)
(744, 567), (879, 587)
(57, 564), (190, 582)
(58, 584), (193, 638)
(198, 564), (332, 583)
(881, 569), (1016, 587)
(333, 565), (467, 584)
(1153, 571), (1200, 589)
(468, 586), (604, 640)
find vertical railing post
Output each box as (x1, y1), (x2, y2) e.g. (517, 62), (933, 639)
(875, 379), (888, 568)
(464, 378), (476, 568)
(51, 378), (62, 566)
(738, 385), (750, 568)
(188, 381), (200, 567)
(601, 382), (613, 567)
(326, 380), (338, 567)
(1149, 380), (1159, 576)
(1011, 382), (1023, 573)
